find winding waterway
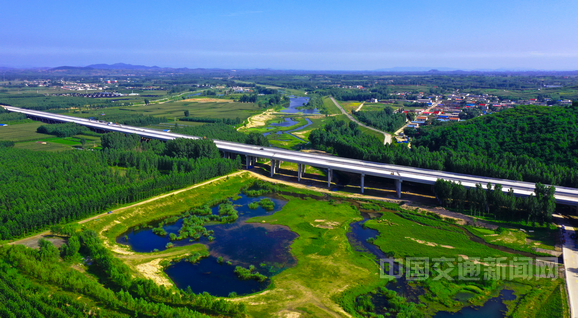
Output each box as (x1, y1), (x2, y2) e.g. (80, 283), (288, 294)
(282, 96), (317, 114)
(346, 212), (518, 317)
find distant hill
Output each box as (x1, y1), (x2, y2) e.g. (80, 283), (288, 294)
(86, 63), (161, 70)
(49, 66), (94, 71)
(374, 67), (461, 72)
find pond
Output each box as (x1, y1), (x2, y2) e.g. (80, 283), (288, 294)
(117, 194), (298, 296)
(269, 117), (299, 127)
(262, 118), (313, 142)
(433, 289), (516, 318)
(282, 97), (319, 114)
(347, 212), (517, 317)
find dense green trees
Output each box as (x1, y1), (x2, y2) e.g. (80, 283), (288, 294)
(239, 94), (257, 103)
(0, 111), (27, 123)
(94, 113), (167, 126)
(0, 133), (240, 240)
(0, 234), (247, 317)
(171, 123), (269, 146)
(434, 179), (556, 225)
(415, 105), (578, 167)
(309, 118), (578, 187)
(0, 141), (14, 148)
(353, 108), (407, 132)
(37, 122), (89, 137)
(164, 138), (220, 160)
(180, 116), (242, 125)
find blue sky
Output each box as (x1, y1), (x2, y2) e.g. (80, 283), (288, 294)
(2, 0), (577, 70)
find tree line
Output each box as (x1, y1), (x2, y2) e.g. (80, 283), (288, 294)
(414, 105), (578, 168)
(434, 179), (556, 225)
(180, 116), (242, 125)
(0, 230), (246, 317)
(0, 134), (239, 240)
(170, 123), (269, 146)
(308, 119), (578, 187)
(37, 122), (89, 137)
(91, 113), (168, 126)
(353, 107), (407, 132)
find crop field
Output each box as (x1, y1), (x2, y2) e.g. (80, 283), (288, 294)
(361, 102), (389, 112)
(67, 99), (262, 122)
(339, 101), (362, 113)
(0, 121), (49, 142)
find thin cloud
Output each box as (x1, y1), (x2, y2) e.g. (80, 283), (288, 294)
(221, 10), (263, 17)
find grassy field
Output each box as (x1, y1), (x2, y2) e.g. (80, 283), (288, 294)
(17, 172), (566, 317)
(0, 120), (103, 151)
(244, 197), (381, 317)
(337, 100), (361, 113)
(0, 122), (51, 142)
(323, 96), (342, 115)
(61, 99), (263, 125)
(467, 225), (557, 253)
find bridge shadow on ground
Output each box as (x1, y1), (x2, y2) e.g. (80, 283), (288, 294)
(250, 163), (438, 205)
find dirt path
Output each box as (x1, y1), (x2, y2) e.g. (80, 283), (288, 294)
(241, 109), (276, 130)
(10, 168), (495, 247)
(355, 102), (365, 112)
(330, 97), (391, 145)
(9, 171), (246, 246)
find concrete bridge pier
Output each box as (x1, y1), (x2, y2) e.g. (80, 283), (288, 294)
(328, 168), (333, 187)
(297, 164), (302, 181)
(245, 156), (250, 169)
(395, 179), (403, 198)
(276, 160), (281, 171)
(270, 159), (276, 177)
(361, 174), (365, 194)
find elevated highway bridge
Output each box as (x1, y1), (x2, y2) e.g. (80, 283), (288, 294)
(3, 105), (578, 205)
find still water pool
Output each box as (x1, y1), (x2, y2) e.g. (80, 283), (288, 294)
(117, 194), (297, 296)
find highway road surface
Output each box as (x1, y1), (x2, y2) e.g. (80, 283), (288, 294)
(330, 97), (392, 145)
(3, 105), (578, 205)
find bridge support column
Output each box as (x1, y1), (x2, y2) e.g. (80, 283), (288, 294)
(328, 168), (332, 187)
(270, 160), (276, 177)
(361, 174), (365, 194)
(246, 156), (250, 169)
(276, 160), (281, 172)
(301, 164), (306, 179)
(395, 179), (402, 198)
(223, 151), (228, 159)
(297, 164), (302, 181)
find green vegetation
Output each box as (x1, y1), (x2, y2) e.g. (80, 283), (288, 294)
(180, 116), (242, 125)
(416, 105), (578, 167)
(434, 179), (556, 225)
(0, 233), (246, 317)
(170, 123), (268, 146)
(0, 133), (238, 240)
(93, 113), (168, 126)
(218, 202), (239, 222)
(309, 112), (578, 187)
(353, 107), (407, 132)
(257, 198), (275, 211)
(37, 122), (89, 137)
(234, 265), (267, 282)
